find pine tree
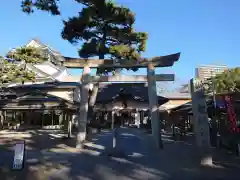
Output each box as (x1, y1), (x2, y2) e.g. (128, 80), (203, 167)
(62, 1), (147, 72)
(0, 46), (47, 85)
(0, 59), (35, 85)
(22, 0), (147, 74)
(21, 0), (148, 134)
(61, 0), (147, 121)
(21, 0), (60, 15)
(7, 46), (47, 64)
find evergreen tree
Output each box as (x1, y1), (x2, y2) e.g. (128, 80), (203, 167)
(21, 0), (148, 73)
(21, 0), (148, 126)
(21, 0), (60, 15)
(61, 0), (147, 120)
(22, 0), (147, 75)
(0, 59), (34, 84)
(7, 46), (47, 64)
(0, 46), (47, 85)
(204, 67), (240, 95)
(62, 1), (147, 73)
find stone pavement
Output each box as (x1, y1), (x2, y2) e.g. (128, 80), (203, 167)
(1, 128), (240, 180)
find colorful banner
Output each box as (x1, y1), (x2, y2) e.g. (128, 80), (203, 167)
(224, 96), (240, 133)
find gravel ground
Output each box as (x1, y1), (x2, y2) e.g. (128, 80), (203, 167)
(0, 128), (240, 180)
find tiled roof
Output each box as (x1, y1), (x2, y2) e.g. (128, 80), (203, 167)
(96, 83), (168, 105)
(0, 91), (77, 110)
(157, 92), (191, 99)
(26, 63), (53, 78)
(5, 81), (81, 91)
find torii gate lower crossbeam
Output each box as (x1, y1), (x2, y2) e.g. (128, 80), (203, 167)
(76, 64), (175, 149)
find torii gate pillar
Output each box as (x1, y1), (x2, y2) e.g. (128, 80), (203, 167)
(73, 53), (181, 149)
(147, 63), (163, 149)
(76, 66), (90, 149)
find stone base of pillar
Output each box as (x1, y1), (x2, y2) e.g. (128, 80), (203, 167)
(201, 156), (213, 166)
(76, 131), (86, 149)
(76, 143), (85, 149)
(194, 148), (213, 166)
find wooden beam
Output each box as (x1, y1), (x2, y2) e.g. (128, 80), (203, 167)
(83, 74), (174, 83)
(63, 53), (180, 68)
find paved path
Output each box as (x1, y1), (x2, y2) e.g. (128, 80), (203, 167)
(1, 128), (240, 179)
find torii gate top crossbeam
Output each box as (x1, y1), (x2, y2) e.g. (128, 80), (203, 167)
(63, 53), (180, 68)
(83, 74), (175, 83)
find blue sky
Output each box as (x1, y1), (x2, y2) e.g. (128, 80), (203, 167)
(0, 0), (239, 87)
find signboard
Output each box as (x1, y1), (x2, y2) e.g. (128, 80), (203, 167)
(12, 141), (25, 170)
(190, 78), (210, 148)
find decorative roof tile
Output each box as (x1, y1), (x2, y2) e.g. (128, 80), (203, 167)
(96, 83), (168, 105)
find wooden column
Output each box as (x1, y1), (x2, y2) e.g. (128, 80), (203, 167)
(147, 63), (163, 149)
(4, 111), (8, 128)
(41, 113), (44, 127)
(135, 110), (140, 128)
(112, 111), (116, 149)
(68, 114), (72, 138)
(111, 111), (115, 130)
(0, 111), (3, 129)
(3, 111), (5, 122)
(59, 112), (63, 125)
(12, 111), (14, 121)
(20, 112), (23, 125)
(76, 66), (90, 148)
(51, 111), (54, 126)
(63, 112), (68, 131)
(140, 111), (144, 128)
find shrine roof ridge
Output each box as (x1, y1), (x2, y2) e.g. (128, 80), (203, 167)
(96, 83), (168, 105)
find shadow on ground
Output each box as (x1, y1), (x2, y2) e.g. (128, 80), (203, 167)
(0, 128), (240, 180)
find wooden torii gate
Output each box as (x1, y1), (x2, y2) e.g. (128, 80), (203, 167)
(63, 53), (181, 149)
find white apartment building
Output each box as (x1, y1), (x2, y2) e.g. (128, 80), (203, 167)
(195, 64), (228, 80)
